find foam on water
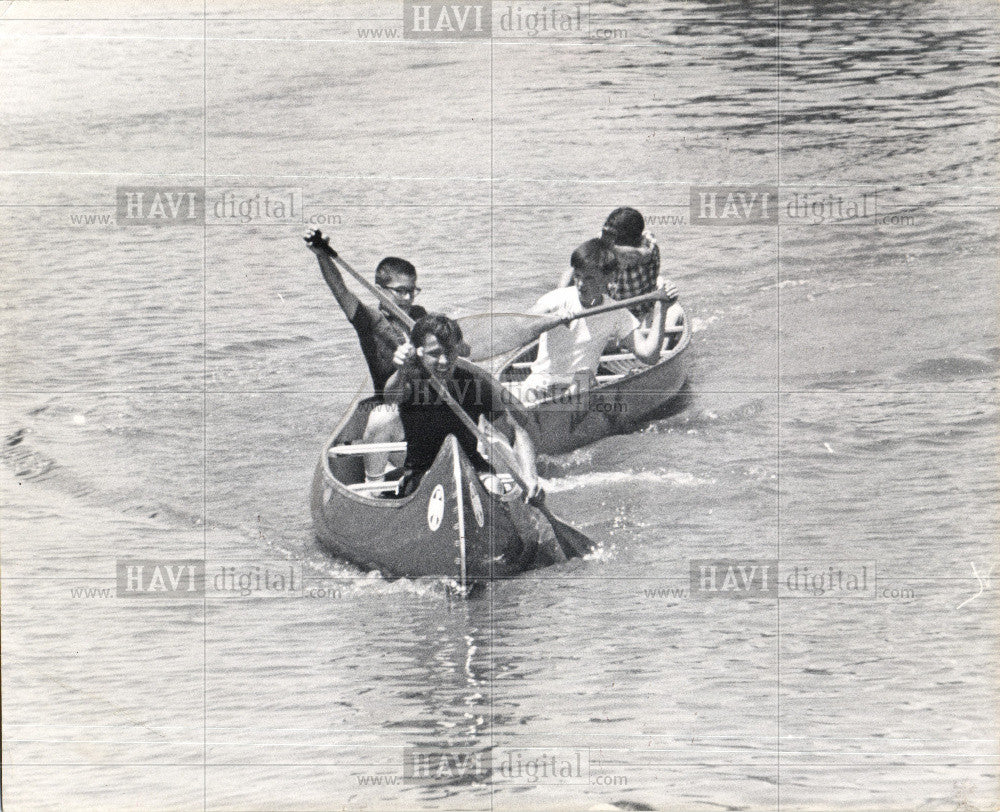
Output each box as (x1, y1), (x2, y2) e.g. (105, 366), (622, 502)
(543, 468), (716, 493)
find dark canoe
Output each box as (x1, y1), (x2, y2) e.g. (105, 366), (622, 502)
(310, 398), (543, 587)
(496, 304), (691, 455)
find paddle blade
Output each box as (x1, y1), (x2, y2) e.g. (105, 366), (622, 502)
(503, 498), (567, 566)
(458, 312), (560, 362)
(533, 501), (594, 559)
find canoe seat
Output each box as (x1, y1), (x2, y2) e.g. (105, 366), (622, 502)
(509, 353), (646, 373)
(330, 441), (407, 456)
(595, 373), (627, 384)
(600, 358), (641, 376)
(596, 352), (640, 364)
(347, 479), (403, 497)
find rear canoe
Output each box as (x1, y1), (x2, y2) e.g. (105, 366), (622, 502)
(310, 398), (543, 586)
(496, 304), (691, 455)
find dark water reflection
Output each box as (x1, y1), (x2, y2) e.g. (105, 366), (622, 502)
(375, 600), (510, 799)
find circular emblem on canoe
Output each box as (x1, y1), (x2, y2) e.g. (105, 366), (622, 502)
(427, 484), (445, 531)
(468, 485), (485, 528)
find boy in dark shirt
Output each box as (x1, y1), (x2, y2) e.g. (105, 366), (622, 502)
(349, 294), (427, 391)
(307, 239), (426, 394)
(385, 314), (541, 499)
(386, 314), (560, 561)
(307, 237), (426, 478)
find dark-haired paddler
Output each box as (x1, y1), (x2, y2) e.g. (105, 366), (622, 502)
(385, 313), (542, 500)
(385, 313), (562, 562)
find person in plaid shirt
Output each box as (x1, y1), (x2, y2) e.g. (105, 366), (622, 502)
(601, 207), (676, 320)
(559, 207), (678, 323)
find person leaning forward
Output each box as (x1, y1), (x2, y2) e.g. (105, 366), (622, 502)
(384, 313), (542, 500)
(383, 314), (564, 562)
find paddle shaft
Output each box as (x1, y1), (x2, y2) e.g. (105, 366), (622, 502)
(309, 236), (534, 492)
(463, 289), (678, 361)
(553, 289), (675, 326)
(309, 247), (673, 347)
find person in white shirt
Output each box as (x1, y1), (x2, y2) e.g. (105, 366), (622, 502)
(515, 239), (674, 404)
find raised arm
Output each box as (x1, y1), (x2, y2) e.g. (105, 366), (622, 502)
(626, 281), (678, 364)
(306, 232), (360, 320)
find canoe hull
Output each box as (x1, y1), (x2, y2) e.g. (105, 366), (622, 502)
(310, 401), (539, 585)
(501, 305), (691, 455)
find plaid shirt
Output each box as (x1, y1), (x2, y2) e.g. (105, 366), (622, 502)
(608, 232), (660, 316)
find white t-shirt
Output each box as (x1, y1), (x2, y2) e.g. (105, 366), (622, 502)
(526, 287), (638, 388)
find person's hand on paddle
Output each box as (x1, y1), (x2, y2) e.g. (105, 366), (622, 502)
(304, 229), (335, 258)
(657, 278), (679, 303)
(523, 474), (544, 503)
(304, 235), (325, 258)
(392, 341), (419, 370)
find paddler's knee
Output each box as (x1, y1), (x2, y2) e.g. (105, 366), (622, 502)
(480, 473), (504, 496)
(666, 301), (683, 328)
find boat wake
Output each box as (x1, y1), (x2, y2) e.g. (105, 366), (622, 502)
(543, 468), (715, 493)
(253, 534), (460, 602)
(2, 428), (58, 483)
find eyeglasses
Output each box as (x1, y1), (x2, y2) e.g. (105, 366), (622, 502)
(379, 284), (420, 296)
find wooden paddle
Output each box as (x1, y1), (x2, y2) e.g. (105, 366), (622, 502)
(304, 230), (593, 558)
(458, 289), (675, 361)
